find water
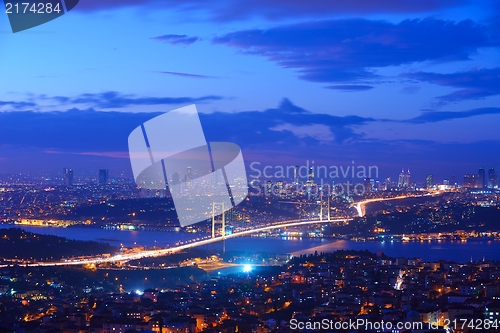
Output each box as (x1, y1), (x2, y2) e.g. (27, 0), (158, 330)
(1, 224), (498, 262)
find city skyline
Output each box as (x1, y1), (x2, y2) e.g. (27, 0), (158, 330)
(4, 163), (494, 193)
(0, 2), (499, 179)
(2, 1), (500, 331)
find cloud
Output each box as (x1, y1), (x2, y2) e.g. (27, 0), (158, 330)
(199, 99), (374, 146)
(404, 67), (500, 102)
(158, 71), (218, 79)
(213, 18), (495, 84)
(0, 100), (37, 109)
(151, 34), (199, 45)
(70, 91), (223, 108)
(206, 0), (465, 21)
(74, 0), (465, 21)
(0, 99), (373, 154)
(45, 149), (130, 159)
(355, 113), (500, 144)
(17, 92), (223, 111)
(269, 123), (335, 142)
(326, 85), (374, 92)
(0, 108), (155, 152)
(0, 97), (494, 156)
(405, 107), (500, 124)
(0, 99), (498, 179)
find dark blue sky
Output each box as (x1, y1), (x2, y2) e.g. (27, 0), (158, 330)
(0, 0), (499, 182)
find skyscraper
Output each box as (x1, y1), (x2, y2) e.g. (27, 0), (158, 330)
(185, 166), (192, 183)
(63, 168), (73, 186)
(488, 167), (497, 188)
(293, 166), (299, 185)
(384, 177), (391, 191)
(307, 167), (314, 185)
(364, 178), (372, 193)
(99, 169), (109, 185)
(426, 174), (433, 189)
(478, 167), (486, 188)
(404, 169), (410, 188)
(398, 169), (405, 188)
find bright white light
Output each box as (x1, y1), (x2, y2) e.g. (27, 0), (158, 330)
(135, 289), (143, 295)
(243, 265), (252, 273)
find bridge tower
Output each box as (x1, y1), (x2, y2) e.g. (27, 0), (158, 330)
(319, 190), (323, 221)
(211, 202), (226, 239)
(211, 202), (226, 254)
(318, 191), (331, 222)
(327, 193), (331, 221)
(319, 190), (332, 222)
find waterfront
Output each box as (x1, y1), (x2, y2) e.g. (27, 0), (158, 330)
(0, 224), (498, 262)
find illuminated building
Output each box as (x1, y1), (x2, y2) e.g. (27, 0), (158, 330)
(478, 167), (486, 188)
(488, 167), (497, 188)
(450, 175), (457, 188)
(307, 167), (314, 185)
(426, 174), (433, 189)
(398, 169), (405, 188)
(225, 208), (241, 223)
(364, 178), (372, 193)
(99, 169), (109, 185)
(266, 181), (272, 195)
(394, 270), (405, 290)
(398, 169), (410, 189)
(463, 174), (476, 188)
(384, 177), (391, 191)
(63, 168), (73, 186)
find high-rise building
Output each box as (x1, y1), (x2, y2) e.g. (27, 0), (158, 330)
(463, 174), (476, 188)
(266, 180), (273, 195)
(276, 181), (284, 197)
(293, 166), (299, 185)
(488, 167), (497, 188)
(63, 168), (73, 186)
(398, 169), (405, 188)
(478, 167), (486, 188)
(426, 174), (433, 189)
(364, 178), (372, 193)
(172, 172), (180, 185)
(404, 169), (410, 188)
(307, 167), (314, 185)
(450, 175), (457, 188)
(99, 169), (109, 185)
(384, 177), (391, 191)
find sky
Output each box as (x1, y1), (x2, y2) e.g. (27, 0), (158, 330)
(0, 0), (499, 183)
